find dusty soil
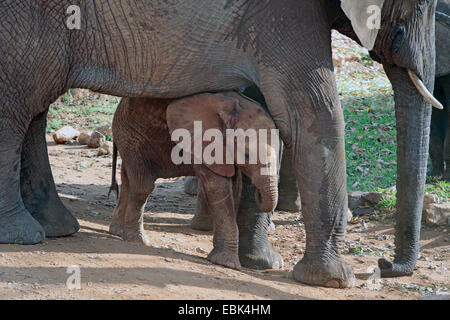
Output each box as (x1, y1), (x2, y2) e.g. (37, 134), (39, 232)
(0, 136), (448, 300)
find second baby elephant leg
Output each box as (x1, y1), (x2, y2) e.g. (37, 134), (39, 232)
(190, 179), (214, 231)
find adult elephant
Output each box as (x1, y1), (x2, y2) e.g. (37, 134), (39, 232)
(428, 0), (450, 179)
(0, 1), (443, 288)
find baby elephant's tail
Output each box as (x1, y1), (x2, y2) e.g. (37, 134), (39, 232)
(108, 142), (120, 199)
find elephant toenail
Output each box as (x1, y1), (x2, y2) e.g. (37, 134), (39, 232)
(325, 280), (341, 288)
(14, 238), (24, 245)
(34, 232), (44, 243)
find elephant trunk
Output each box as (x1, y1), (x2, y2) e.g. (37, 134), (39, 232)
(252, 175), (279, 213)
(380, 65), (434, 276)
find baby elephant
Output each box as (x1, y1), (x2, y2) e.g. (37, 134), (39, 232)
(109, 92), (279, 269)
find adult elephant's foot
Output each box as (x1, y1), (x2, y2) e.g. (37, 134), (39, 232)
(293, 255), (355, 288)
(378, 258), (414, 277)
(20, 111), (79, 237)
(207, 248), (242, 270)
(22, 189), (80, 237)
(0, 205), (45, 244)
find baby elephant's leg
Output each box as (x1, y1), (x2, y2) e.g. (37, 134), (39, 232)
(123, 189), (152, 246)
(109, 168), (130, 237)
(190, 180), (213, 231)
(121, 166), (154, 246)
(196, 168), (241, 270)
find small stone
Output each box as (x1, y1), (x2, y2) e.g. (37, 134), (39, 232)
(52, 126), (80, 144)
(87, 131), (106, 149)
(93, 124), (112, 136)
(196, 247), (207, 254)
(78, 132), (91, 145)
(424, 202), (450, 226)
(98, 141), (113, 156)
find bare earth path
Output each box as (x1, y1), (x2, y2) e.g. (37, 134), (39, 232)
(0, 136), (448, 300)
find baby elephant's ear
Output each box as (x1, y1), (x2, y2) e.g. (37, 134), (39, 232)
(166, 94), (236, 178)
(341, 0), (385, 50)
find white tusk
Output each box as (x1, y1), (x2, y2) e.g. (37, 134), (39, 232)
(408, 70), (444, 110)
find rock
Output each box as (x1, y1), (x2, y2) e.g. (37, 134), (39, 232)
(184, 177), (198, 195)
(362, 192), (383, 204)
(78, 132), (91, 145)
(424, 202), (450, 226)
(94, 124), (112, 137)
(423, 194), (439, 206)
(348, 191), (382, 210)
(52, 126), (80, 144)
(348, 191), (365, 209)
(87, 131), (106, 149)
(98, 142), (113, 156)
(353, 207), (375, 216)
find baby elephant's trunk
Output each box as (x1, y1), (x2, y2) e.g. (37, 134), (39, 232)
(253, 175), (279, 213)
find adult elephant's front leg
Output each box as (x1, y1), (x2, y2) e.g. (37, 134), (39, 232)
(20, 111), (80, 237)
(292, 106), (355, 288)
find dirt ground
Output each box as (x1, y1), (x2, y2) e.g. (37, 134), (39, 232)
(0, 136), (448, 300)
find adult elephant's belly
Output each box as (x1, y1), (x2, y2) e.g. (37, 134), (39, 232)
(68, 0), (258, 98)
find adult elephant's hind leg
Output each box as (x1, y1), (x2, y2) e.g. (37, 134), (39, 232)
(0, 113), (45, 244)
(20, 111), (79, 237)
(237, 175), (284, 270)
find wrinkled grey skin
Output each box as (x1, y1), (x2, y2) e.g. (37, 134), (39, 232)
(0, 0), (439, 287)
(429, 1), (450, 179)
(110, 92), (278, 270)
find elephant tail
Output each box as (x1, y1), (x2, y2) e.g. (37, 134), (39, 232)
(108, 142), (120, 200)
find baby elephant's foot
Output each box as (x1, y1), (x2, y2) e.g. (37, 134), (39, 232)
(207, 248), (242, 270)
(122, 228), (151, 246)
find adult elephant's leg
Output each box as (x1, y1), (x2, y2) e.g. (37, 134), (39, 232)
(440, 77), (450, 180)
(20, 111), (80, 237)
(291, 105), (354, 288)
(237, 175), (283, 269)
(276, 147), (301, 213)
(428, 82), (447, 177)
(260, 62), (354, 287)
(0, 107), (45, 244)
